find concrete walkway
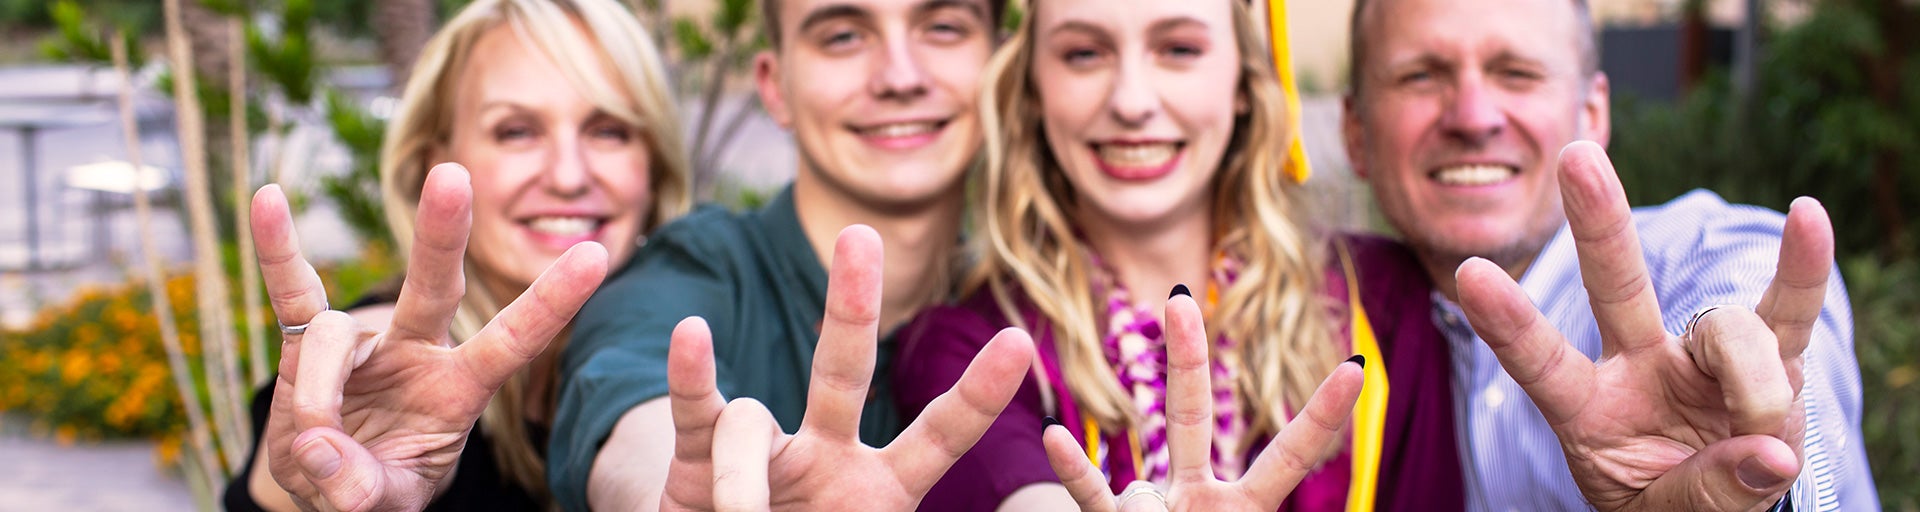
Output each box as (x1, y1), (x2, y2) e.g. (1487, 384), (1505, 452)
(0, 418), (199, 511)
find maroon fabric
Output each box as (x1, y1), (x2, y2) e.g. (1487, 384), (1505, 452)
(891, 234), (1464, 511)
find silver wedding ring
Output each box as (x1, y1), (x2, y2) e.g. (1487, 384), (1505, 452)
(279, 321), (310, 336)
(1117, 481), (1168, 509)
(1684, 305), (1728, 339)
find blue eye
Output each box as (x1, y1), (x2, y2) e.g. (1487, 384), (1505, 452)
(591, 124), (633, 143)
(821, 29), (862, 51)
(1063, 47), (1103, 66)
(1163, 44), (1202, 60)
(495, 125), (534, 142)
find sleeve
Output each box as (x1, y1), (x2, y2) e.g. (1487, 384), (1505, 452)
(1648, 195), (1874, 511)
(220, 380), (277, 512)
(546, 219), (743, 512)
(892, 304), (1059, 511)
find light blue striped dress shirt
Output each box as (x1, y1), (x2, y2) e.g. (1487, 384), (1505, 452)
(1432, 190), (1877, 511)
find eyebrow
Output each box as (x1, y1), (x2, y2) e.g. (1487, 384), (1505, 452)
(476, 100), (531, 114)
(796, 3), (873, 36)
(912, 0), (988, 23)
(1045, 15), (1208, 38)
(794, 2), (879, 36)
(1045, 20), (1108, 40)
(1147, 16), (1207, 35)
(798, 0), (988, 36)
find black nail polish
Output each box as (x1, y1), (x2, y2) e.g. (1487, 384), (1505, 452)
(1170, 284), (1191, 299)
(1346, 354), (1366, 369)
(1042, 416), (1060, 431)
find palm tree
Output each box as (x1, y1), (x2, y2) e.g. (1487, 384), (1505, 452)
(374, 0), (437, 91)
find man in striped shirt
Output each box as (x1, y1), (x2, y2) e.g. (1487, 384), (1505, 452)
(1341, 0), (1875, 510)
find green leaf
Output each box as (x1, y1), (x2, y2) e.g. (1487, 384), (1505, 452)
(715, 0), (752, 35)
(674, 17), (714, 60)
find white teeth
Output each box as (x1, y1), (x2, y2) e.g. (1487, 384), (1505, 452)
(1097, 143), (1178, 168)
(527, 216), (599, 236)
(1433, 164), (1516, 186)
(863, 122), (938, 138)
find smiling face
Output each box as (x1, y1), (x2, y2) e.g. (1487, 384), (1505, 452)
(445, 23), (653, 296)
(1030, 0), (1243, 232)
(1345, 0), (1610, 273)
(756, 0), (994, 210)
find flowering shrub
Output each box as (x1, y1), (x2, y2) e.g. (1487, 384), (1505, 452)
(0, 245), (398, 464)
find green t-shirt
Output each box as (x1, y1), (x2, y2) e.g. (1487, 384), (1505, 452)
(548, 187), (903, 511)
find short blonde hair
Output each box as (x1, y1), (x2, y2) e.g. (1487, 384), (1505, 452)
(970, 0), (1338, 441)
(376, 0), (690, 500)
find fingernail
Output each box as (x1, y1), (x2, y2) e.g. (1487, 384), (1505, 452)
(1346, 354), (1366, 369)
(1791, 196), (1821, 211)
(1737, 456), (1789, 490)
(1735, 460), (1789, 490)
(1170, 284), (1191, 299)
(1042, 415), (1060, 431)
(297, 437), (342, 479)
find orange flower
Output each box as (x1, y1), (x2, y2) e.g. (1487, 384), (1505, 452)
(154, 436), (182, 466)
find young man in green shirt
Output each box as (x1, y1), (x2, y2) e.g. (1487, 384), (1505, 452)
(547, 0), (1014, 509)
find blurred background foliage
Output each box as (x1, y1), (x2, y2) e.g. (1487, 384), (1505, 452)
(2, 0), (1914, 508)
(1608, 0), (1918, 507)
(0, 243), (397, 461)
(1611, 0), (1918, 262)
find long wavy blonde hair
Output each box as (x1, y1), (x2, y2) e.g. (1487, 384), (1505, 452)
(378, 0), (689, 500)
(969, 0), (1339, 441)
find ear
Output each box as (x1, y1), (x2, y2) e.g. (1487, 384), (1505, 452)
(1582, 71), (1612, 148)
(754, 51), (794, 129)
(1341, 93), (1369, 180)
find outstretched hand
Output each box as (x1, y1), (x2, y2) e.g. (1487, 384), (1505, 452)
(658, 225), (1035, 511)
(1456, 141), (1829, 511)
(252, 163), (608, 511)
(1042, 291), (1366, 512)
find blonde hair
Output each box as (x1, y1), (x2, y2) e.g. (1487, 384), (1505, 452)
(377, 0), (689, 500)
(970, 0), (1339, 441)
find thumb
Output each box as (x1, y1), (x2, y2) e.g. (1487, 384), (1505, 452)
(292, 428), (403, 512)
(1637, 434), (1798, 511)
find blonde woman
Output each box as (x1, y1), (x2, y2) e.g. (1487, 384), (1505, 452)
(892, 0), (1463, 509)
(226, 0), (688, 509)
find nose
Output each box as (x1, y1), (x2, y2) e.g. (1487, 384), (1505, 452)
(1106, 61), (1157, 126)
(869, 37), (929, 101)
(1441, 74), (1506, 145)
(544, 132), (591, 197)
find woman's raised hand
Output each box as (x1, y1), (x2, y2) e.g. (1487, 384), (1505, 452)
(1042, 291), (1364, 512)
(251, 163), (608, 511)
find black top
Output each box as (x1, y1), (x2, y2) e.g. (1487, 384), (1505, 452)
(221, 290), (544, 511)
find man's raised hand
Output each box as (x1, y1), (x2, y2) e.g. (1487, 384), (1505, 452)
(661, 225), (1034, 511)
(1456, 141), (1828, 511)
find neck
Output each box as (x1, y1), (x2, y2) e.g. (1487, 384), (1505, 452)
(1079, 205), (1214, 317)
(1417, 249), (1536, 304)
(791, 168), (966, 335)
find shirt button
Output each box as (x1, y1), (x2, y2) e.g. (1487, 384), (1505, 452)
(1483, 386), (1507, 408)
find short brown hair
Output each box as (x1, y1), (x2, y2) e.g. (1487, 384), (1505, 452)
(760, 0), (1007, 50)
(1346, 0), (1598, 96)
